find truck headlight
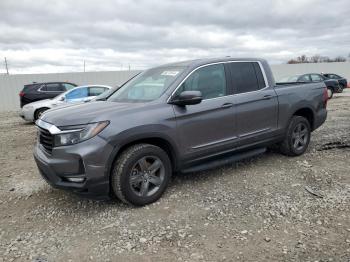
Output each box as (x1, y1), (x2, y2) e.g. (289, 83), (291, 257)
(54, 121), (109, 147)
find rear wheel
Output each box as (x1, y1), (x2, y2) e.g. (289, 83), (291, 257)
(338, 84), (344, 93)
(34, 107), (49, 121)
(279, 116), (311, 156)
(111, 144), (172, 206)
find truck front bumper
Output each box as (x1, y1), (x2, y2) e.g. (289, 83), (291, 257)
(33, 135), (115, 200)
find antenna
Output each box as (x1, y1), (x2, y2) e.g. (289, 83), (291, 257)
(4, 57), (9, 74)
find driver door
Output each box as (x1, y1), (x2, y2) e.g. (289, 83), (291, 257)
(172, 63), (236, 159)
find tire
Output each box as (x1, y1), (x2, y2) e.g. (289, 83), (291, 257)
(34, 107), (49, 121)
(111, 144), (172, 206)
(279, 116), (311, 156)
(338, 84), (344, 93)
(327, 88), (333, 99)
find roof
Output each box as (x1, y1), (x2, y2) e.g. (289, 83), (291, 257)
(156, 57), (268, 69)
(24, 81), (74, 86)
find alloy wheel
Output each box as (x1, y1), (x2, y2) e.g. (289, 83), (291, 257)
(291, 122), (309, 151)
(129, 156), (165, 197)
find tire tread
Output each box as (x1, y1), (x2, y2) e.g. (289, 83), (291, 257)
(111, 143), (170, 206)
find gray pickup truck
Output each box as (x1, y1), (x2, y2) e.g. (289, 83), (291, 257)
(34, 58), (328, 206)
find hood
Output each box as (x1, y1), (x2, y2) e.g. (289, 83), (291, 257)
(41, 101), (145, 127)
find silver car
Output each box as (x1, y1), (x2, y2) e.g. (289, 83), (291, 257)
(20, 85), (111, 122)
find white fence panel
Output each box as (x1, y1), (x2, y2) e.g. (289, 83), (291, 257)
(0, 71), (141, 111)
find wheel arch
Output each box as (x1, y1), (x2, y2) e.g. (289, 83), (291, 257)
(34, 107), (50, 120)
(292, 107), (315, 130)
(106, 134), (180, 180)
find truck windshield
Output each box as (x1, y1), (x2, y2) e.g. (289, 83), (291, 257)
(107, 66), (185, 102)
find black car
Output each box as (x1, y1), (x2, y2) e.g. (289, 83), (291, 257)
(19, 82), (77, 107)
(279, 73), (340, 99)
(322, 73), (347, 90)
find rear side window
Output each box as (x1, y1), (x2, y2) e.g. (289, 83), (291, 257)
(63, 83), (76, 90)
(23, 84), (39, 92)
(298, 75), (311, 82)
(89, 87), (107, 96)
(310, 74), (323, 82)
(41, 83), (65, 92)
(228, 62), (264, 94)
(329, 74), (340, 79)
(176, 64), (227, 100)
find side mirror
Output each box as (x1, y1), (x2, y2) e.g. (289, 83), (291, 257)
(169, 91), (202, 106)
(83, 97), (92, 102)
(59, 96), (65, 101)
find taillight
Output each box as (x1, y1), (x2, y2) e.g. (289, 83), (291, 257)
(323, 87), (328, 108)
(19, 91), (25, 97)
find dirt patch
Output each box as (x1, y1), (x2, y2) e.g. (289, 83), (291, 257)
(0, 93), (350, 262)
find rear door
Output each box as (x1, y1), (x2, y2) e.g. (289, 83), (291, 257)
(227, 62), (278, 144)
(39, 83), (66, 99)
(172, 63), (237, 159)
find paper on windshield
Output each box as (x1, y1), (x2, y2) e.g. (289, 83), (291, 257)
(161, 71), (179, 76)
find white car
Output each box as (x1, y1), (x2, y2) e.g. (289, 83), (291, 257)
(20, 85), (111, 122)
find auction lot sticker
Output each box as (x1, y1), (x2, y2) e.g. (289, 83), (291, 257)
(161, 71), (179, 76)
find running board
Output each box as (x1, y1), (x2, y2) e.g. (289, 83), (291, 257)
(181, 147), (266, 173)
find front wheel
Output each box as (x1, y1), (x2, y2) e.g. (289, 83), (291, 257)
(34, 107), (49, 121)
(279, 116), (311, 156)
(111, 144), (172, 206)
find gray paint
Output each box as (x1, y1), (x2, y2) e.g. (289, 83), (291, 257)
(33, 58), (327, 200)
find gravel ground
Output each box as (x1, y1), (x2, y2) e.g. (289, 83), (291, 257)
(1, 91), (349, 262)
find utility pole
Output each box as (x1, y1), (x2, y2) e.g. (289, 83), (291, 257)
(4, 57), (9, 74)
(128, 64), (130, 71)
(83, 60), (86, 72)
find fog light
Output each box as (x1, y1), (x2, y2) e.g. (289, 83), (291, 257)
(66, 177), (85, 183)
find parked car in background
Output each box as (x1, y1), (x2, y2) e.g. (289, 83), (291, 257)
(20, 85), (111, 122)
(322, 73), (348, 90)
(19, 82), (77, 108)
(92, 73), (142, 102)
(34, 58), (327, 206)
(278, 73), (340, 99)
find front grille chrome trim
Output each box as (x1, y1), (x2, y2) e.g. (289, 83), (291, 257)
(36, 119), (83, 134)
(36, 119), (62, 135)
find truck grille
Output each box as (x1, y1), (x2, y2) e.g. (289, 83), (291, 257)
(38, 127), (53, 153)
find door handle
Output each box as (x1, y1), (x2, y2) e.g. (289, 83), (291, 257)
(262, 95), (273, 100)
(221, 103), (233, 108)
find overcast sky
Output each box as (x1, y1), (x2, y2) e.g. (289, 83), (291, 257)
(0, 0), (349, 74)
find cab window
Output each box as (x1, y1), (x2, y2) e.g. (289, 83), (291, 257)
(175, 64), (227, 100)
